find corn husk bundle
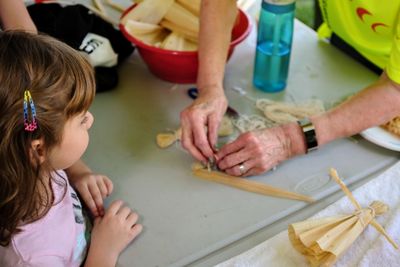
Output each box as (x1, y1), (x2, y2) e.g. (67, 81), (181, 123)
(288, 168), (398, 267)
(156, 115), (234, 148)
(121, 0), (200, 51)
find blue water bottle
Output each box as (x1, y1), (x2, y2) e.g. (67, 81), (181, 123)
(253, 0), (295, 92)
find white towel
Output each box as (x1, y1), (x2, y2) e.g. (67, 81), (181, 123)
(216, 162), (400, 267)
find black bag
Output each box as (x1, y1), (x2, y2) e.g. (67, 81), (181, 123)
(28, 3), (135, 92)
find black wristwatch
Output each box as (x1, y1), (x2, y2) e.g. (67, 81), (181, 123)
(297, 118), (318, 153)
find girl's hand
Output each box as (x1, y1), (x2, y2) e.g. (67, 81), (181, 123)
(87, 200), (143, 266)
(71, 173), (113, 217)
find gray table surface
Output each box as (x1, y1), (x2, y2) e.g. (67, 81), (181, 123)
(70, 2), (400, 266)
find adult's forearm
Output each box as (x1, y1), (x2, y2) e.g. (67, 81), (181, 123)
(312, 72), (400, 146)
(197, 0), (237, 91)
(283, 72), (400, 157)
(0, 0), (36, 32)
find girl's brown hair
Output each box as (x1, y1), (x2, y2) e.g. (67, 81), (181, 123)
(0, 31), (95, 246)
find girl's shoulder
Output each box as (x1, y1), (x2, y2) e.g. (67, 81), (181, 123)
(0, 171), (78, 266)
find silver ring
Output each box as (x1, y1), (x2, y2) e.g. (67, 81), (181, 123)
(239, 164), (246, 175)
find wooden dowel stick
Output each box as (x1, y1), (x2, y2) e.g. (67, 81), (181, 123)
(193, 168), (314, 203)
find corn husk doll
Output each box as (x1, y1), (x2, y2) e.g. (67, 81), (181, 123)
(288, 168), (398, 267)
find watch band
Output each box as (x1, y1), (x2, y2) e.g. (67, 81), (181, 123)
(297, 118), (318, 153)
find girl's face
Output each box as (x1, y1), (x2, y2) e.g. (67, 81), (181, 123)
(49, 111), (94, 170)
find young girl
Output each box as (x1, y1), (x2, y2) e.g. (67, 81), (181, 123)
(0, 31), (142, 267)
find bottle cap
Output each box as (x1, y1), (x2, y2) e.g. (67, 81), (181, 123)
(263, 0), (295, 13)
(264, 0), (295, 5)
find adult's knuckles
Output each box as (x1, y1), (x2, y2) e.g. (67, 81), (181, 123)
(241, 132), (258, 143)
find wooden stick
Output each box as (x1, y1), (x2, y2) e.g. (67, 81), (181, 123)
(193, 167), (314, 203)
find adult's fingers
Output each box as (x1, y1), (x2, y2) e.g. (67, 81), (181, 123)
(191, 115), (215, 159)
(217, 147), (252, 171)
(216, 134), (248, 161)
(207, 114), (221, 150)
(243, 166), (264, 177)
(228, 157), (276, 177)
(224, 157), (255, 176)
(181, 116), (207, 162)
(239, 157), (262, 177)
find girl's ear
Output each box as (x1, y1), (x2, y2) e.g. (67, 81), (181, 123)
(30, 139), (46, 164)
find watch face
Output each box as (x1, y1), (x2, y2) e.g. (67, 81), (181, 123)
(304, 129), (318, 151)
(298, 119), (318, 152)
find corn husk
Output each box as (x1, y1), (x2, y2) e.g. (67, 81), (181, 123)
(124, 20), (163, 35)
(121, 0), (175, 25)
(121, 0), (201, 50)
(156, 128), (182, 148)
(161, 32), (187, 51)
(124, 19), (168, 45)
(192, 163), (314, 203)
(92, 0), (106, 14)
(288, 168), (399, 267)
(164, 2), (199, 36)
(160, 19), (198, 42)
(156, 116), (233, 148)
(176, 0), (201, 16)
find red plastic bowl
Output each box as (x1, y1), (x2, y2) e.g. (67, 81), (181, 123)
(120, 5), (252, 83)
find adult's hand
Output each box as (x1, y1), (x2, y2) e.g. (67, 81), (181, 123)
(216, 123), (306, 176)
(180, 86), (228, 163)
(183, 0), (237, 163)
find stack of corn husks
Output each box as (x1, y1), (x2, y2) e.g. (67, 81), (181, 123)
(121, 0), (200, 51)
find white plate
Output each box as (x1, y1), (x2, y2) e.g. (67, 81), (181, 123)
(360, 126), (400, 151)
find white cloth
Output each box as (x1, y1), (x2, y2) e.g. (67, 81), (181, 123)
(79, 33), (118, 67)
(216, 161), (400, 267)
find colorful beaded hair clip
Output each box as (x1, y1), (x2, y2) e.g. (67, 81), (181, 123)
(23, 90), (38, 132)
